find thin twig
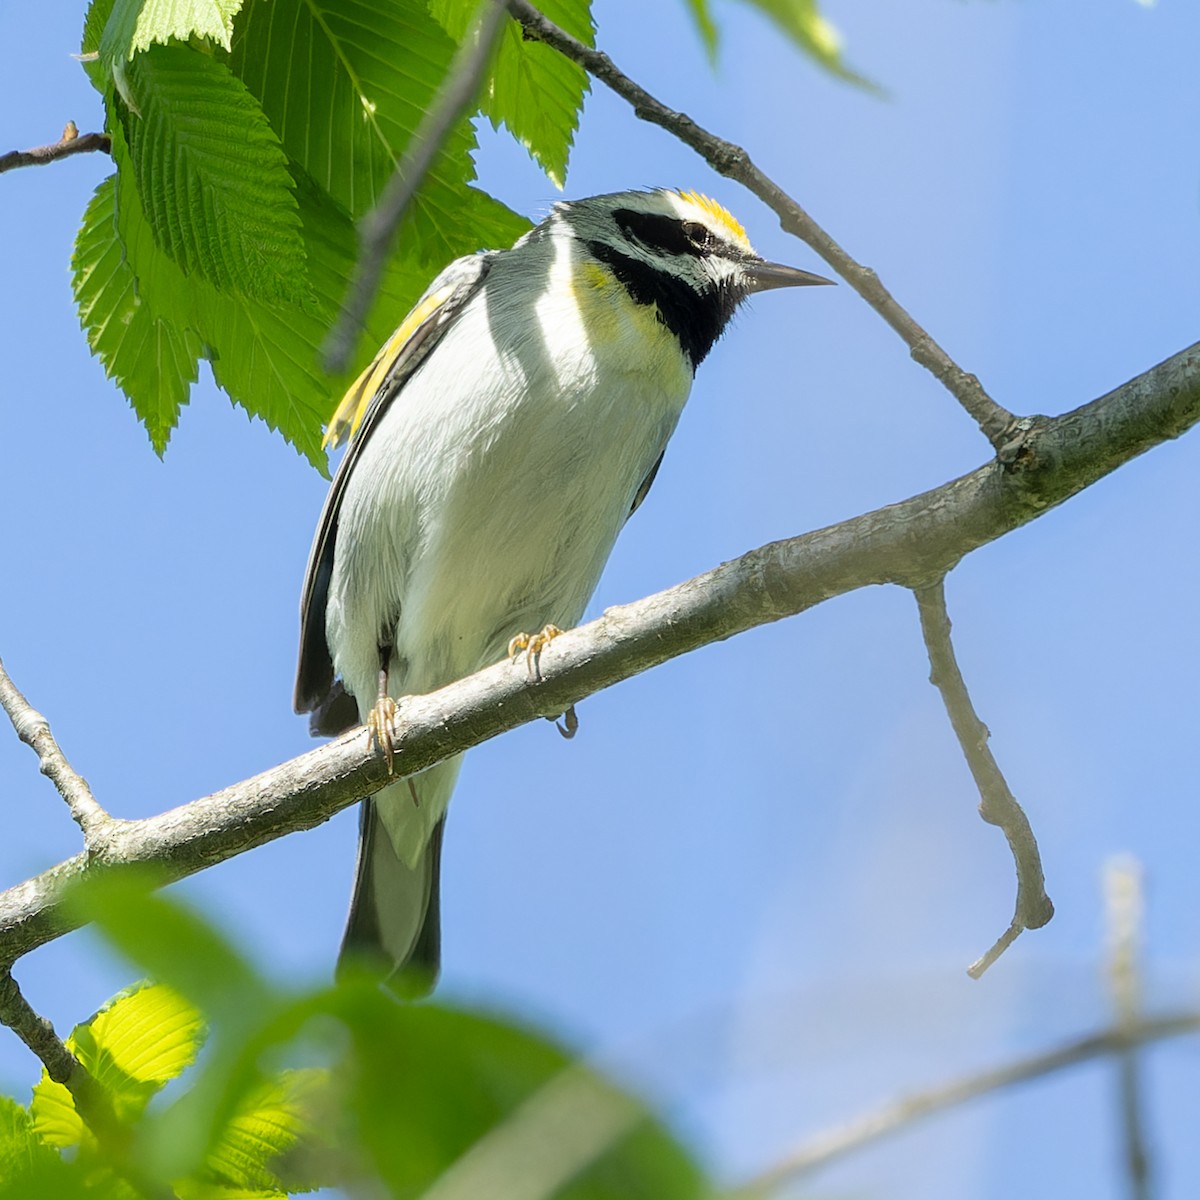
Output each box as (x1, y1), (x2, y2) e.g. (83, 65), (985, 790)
(504, 0), (1017, 448)
(1106, 857), (1152, 1200)
(730, 1010), (1200, 1197)
(0, 656), (112, 842)
(0, 122), (112, 175)
(0, 972), (118, 1140)
(913, 581), (1053, 976)
(0, 970), (79, 1085)
(324, 0), (509, 372)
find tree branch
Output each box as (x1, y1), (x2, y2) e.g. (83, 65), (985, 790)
(0, 656), (113, 844)
(0, 970), (79, 1085)
(0, 970), (125, 1142)
(729, 1009), (1200, 1197)
(324, 0), (510, 372)
(0, 342), (1197, 966)
(914, 582), (1053, 977)
(0, 122), (111, 175)
(504, 0), (1016, 447)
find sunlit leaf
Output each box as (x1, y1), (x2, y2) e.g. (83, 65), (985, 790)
(102, 0), (243, 59)
(199, 1069), (326, 1193)
(30, 983), (205, 1144)
(27, 1069), (83, 1151)
(0, 1095), (73, 1194)
(100, 0), (246, 108)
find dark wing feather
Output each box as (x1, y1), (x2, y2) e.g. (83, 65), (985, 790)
(628, 450), (665, 520)
(294, 254), (496, 716)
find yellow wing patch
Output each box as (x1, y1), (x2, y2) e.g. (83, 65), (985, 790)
(674, 190), (751, 250)
(322, 285), (455, 451)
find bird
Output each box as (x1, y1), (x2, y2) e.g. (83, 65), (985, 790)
(294, 187), (833, 994)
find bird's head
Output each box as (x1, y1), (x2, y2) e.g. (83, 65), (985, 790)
(542, 188), (834, 365)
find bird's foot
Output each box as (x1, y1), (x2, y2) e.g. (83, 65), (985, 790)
(507, 624), (564, 678)
(555, 704), (579, 740)
(367, 695), (399, 775)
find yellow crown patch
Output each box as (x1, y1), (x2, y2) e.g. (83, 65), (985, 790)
(674, 190), (751, 249)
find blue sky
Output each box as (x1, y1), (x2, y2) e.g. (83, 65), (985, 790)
(2, 2), (1199, 1197)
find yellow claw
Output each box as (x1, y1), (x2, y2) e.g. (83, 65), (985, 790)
(367, 695), (399, 775)
(507, 624), (565, 676)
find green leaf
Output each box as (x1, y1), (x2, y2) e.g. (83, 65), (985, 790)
(196, 162), (435, 465)
(27, 1070), (83, 1151)
(197, 1069), (325, 1193)
(0, 1096), (38, 1166)
(121, 45), (309, 304)
(81, 0), (118, 92)
(85, 983), (207, 1087)
(327, 992), (708, 1198)
(73, 174), (202, 454)
(735, 0), (877, 89)
(77, 111), (430, 462)
(82, 0), (533, 463)
(174, 1186), (289, 1199)
(102, 0), (244, 61)
(106, 145), (330, 463)
(30, 983), (205, 1145)
(99, 0), (246, 109)
(229, 0), (529, 262)
(430, 0), (594, 187)
(135, 973), (708, 1197)
(680, 0), (719, 61)
(65, 879), (292, 1183)
(0, 1096), (72, 1194)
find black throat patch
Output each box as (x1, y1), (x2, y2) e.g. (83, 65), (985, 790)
(583, 238), (742, 368)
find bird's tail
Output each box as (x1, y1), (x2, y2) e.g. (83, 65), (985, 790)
(337, 756), (462, 995)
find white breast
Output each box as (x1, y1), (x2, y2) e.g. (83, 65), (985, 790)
(326, 233), (694, 725)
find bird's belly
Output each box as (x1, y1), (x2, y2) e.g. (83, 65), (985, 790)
(328, 306), (691, 708)
(402, 367), (684, 689)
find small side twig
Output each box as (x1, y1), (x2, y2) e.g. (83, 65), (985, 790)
(913, 580), (1053, 977)
(0, 969), (80, 1087)
(0, 971), (120, 1139)
(0, 122), (112, 175)
(1105, 857), (1152, 1200)
(504, 0), (1017, 448)
(0, 656), (111, 843)
(324, 0), (509, 372)
(729, 1009), (1200, 1197)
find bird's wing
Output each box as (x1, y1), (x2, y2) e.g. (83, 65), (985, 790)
(294, 253), (496, 716)
(627, 449), (665, 520)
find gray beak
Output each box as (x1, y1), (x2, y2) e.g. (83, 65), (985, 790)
(744, 259), (836, 293)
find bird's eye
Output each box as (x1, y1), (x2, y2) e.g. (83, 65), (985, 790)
(612, 209), (714, 257)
